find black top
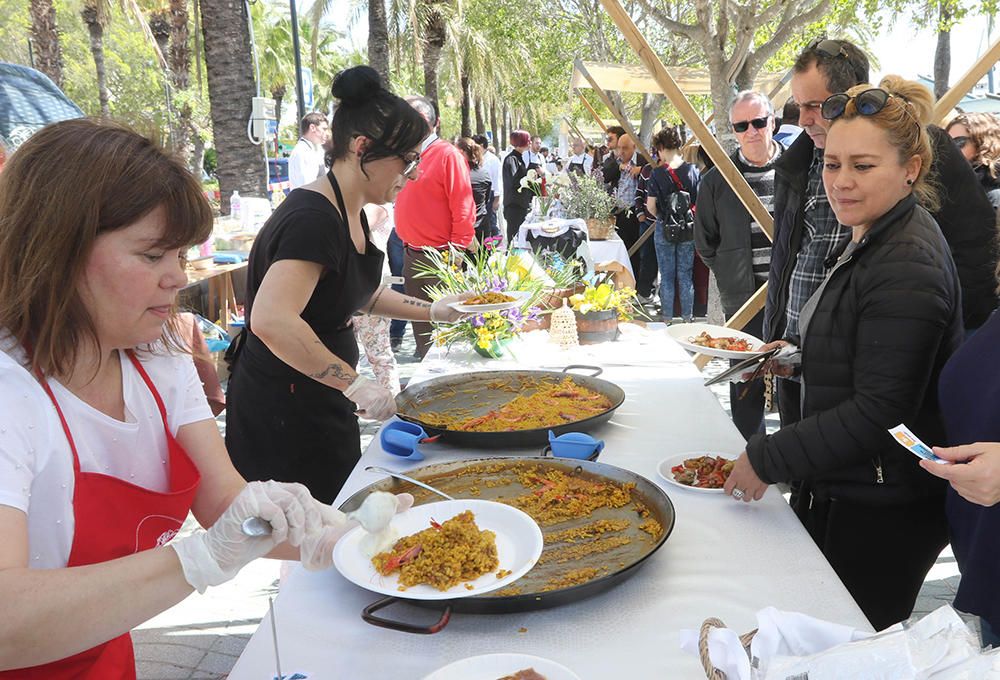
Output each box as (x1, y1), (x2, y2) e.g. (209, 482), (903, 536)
(502, 151), (530, 210)
(469, 165), (492, 234)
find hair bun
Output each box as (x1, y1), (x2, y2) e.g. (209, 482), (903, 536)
(331, 66), (383, 106)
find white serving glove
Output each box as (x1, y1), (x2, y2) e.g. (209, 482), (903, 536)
(170, 481), (322, 593)
(342, 375), (396, 421)
(299, 492), (415, 571)
(429, 292), (474, 323)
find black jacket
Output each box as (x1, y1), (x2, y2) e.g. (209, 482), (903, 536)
(747, 195), (962, 505)
(502, 151), (530, 211)
(764, 129), (998, 341)
(602, 153), (621, 190)
(694, 150), (774, 314)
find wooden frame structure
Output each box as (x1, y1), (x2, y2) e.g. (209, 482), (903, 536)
(933, 34), (1000, 123)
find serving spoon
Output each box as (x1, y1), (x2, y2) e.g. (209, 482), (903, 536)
(364, 465), (455, 501)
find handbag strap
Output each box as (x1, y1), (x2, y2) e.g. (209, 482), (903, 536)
(665, 165), (685, 192)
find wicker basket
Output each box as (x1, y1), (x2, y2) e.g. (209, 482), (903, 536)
(699, 618), (758, 679)
(585, 217), (616, 241)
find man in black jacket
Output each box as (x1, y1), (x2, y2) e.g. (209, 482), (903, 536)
(764, 39), (998, 427)
(601, 126), (626, 191)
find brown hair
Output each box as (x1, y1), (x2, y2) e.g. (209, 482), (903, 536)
(0, 118), (213, 377)
(455, 136), (484, 169)
(831, 76), (939, 212)
(946, 112), (1000, 179)
(653, 126), (684, 152)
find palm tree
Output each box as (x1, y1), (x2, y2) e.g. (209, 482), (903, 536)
(199, 0), (266, 205)
(30, 0), (63, 88)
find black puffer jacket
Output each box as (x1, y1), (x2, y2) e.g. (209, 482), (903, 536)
(747, 195), (963, 505)
(764, 128), (998, 341)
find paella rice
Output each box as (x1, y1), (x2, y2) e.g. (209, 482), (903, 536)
(371, 510), (498, 591)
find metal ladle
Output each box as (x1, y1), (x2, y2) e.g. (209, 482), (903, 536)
(364, 465), (455, 501)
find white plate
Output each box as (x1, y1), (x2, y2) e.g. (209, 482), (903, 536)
(666, 322), (765, 360)
(448, 290), (532, 313)
(423, 653), (581, 680)
(657, 452), (736, 494)
(333, 499), (543, 600)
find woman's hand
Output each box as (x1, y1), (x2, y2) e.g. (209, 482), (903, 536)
(430, 293), (474, 323)
(170, 481), (323, 592)
(758, 340), (799, 378)
(299, 493), (414, 571)
(920, 443), (1000, 507)
(723, 452), (769, 502)
(343, 376), (396, 421)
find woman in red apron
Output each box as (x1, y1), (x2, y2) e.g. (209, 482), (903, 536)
(0, 119), (377, 677)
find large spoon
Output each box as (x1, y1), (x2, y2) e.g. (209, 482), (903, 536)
(364, 465), (455, 501)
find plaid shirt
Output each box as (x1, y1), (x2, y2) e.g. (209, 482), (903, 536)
(784, 148), (852, 343)
(615, 153), (640, 212)
(635, 163), (655, 221)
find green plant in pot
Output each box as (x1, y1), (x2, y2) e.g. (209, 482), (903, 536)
(560, 174), (618, 240)
(568, 279), (642, 344)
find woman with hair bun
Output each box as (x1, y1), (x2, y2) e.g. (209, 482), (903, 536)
(225, 66), (469, 503)
(724, 76), (963, 629)
(502, 130), (532, 243)
(946, 112), (1000, 211)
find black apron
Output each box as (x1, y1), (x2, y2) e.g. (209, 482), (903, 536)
(225, 171), (385, 503)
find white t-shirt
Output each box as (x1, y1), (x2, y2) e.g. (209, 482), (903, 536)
(482, 150), (503, 201)
(0, 338), (213, 569)
(288, 138), (326, 189)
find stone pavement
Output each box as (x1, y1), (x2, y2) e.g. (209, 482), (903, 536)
(134, 322), (978, 679)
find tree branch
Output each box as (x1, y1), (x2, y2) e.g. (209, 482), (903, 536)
(743, 0), (832, 77)
(634, 0), (705, 42)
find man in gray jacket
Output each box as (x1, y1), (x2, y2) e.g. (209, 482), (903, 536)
(694, 90), (783, 439)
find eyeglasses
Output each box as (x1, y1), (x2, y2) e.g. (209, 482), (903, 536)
(951, 136), (971, 148)
(399, 152), (421, 178)
(820, 88), (920, 131)
(732, 117), (770, 133)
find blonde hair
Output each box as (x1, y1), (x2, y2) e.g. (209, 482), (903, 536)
(832, 75), (939, 212)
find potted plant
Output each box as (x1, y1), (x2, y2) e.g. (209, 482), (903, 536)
(414, 243), (544, 358)
(560, 174), (618, 240)
(568, 280), (641, 344)
(519, 169), (556, 220)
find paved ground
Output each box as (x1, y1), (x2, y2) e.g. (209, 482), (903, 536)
(134, 316), (976, 678)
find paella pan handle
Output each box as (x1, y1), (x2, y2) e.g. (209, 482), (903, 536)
(361, 596), (452, 634)
(562, 364), (603, 377)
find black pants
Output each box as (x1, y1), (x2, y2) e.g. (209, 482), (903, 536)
(728, 309), (765, 440)
(616, 210), (641, 276)
(792, 489), (948, 630)
(635, 218), (658, 298)
(402, 247), (436, 358)
(776, 376), (801, 428)
(504, 204), (529, 245)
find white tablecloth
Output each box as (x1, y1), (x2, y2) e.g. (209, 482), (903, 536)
(228, 327), (870, 679)
(516, 220), (634, 278)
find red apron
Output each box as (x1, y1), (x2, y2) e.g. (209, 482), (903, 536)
(4, 350), (201, 679)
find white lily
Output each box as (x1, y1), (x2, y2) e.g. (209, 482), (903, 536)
(526, 169), (538, 180)
(519, 177), (531, 189)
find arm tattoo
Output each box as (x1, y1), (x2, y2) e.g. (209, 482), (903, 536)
(366, 286), (387, 314)
(402, 298), (432, 309)
(308, 363), (354, 382)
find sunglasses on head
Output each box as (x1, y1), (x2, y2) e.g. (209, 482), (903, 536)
(732, 117), (770, 133)
(820, 88), (920, 130)
(814, 38), (850, 61)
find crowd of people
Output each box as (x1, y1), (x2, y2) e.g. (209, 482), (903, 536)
(0, 35), (1000, 676)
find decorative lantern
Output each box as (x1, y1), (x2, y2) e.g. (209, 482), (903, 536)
(549, 299), (579, 350)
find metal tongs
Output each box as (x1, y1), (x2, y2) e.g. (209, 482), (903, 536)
(702, 345), (781, 388)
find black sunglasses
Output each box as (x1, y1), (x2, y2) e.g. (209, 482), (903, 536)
(820, 88), (920, 130)
(732, 117), (770, 133)
(399, 152), (421, 178)
(951, 135), (971, 148)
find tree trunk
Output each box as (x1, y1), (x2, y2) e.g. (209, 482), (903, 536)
(474, 97), (485, 136)
(30, 0), (63, 88)
(489, 97), (499, 147)
(421, 5), (447, 114)
(638, 93), (664, 149)
(81, 5), (110, 117)
(200, 0), (265, 209)
(149, 10), (171, 56)
(169, 0), (190, 90)
(709, 75), (737, 153)
(272, 83), (286, 155)
(501, 101), (509, 150)
(368, 0), (391, 85)
(460, 71), (472, 138)
(934, 3), (952, 100)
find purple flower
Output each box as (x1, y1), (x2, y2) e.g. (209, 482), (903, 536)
(471, 314), (486, 328)
(488, 276), (506, 292)
(525, 306), (542, 322)
(484, 236), (503, 251)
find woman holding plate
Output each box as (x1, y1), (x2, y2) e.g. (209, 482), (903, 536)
(723, 77), (963, 630)
(225, 66), (468, 504)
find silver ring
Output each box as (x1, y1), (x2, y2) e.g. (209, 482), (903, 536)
(732, 488), (746, 500)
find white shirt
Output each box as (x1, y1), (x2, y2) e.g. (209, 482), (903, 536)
(567, 152), (593, 175)
(522, 149), (546, 175)
(288, 137), (326, 189)
(481, 150), (503, 201)
(0, 338), (213, 568)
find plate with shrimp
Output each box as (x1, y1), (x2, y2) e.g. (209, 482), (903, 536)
(657, 453), (736, 493)
(666, 322), (765, 360)
(449, 290), (532, 313)
(333, 499), (543, 600)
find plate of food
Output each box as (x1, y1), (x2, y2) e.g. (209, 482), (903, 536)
(448, 290), (532, 313)
(422, 654), (581, 680)
(332, 499), (543, 600)
(657, 453), (736, 493)
(666, 322), (765, 360)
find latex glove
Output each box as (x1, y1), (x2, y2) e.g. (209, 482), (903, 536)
(299, 493), (415, 571)
(171, 481), (322, 593)
(430, 292), (474, 323)
(343, 375), (396, 421)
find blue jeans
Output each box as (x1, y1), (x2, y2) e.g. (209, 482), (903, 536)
(387, 229), (407, 340)
(983, 618), (1000, 647)
(653, 222), (694, 321)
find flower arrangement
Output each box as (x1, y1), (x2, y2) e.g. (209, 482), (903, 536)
(569, 281), (641, 321)
(560, 173), (618, 221)
(414, 243), (545, 357)
(519, 169), (556, 219)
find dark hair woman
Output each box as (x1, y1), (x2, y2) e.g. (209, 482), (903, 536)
(946, 112), (1000, 211)
(502, 129), (532, 243)
(0, 119), (385, 677)
(456, 137), (494, 241)
(224, 66), (469, 503)
(725, 76), (963, 630)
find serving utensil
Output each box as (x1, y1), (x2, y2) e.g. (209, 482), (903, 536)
(268, 596), (283, 680)
(241, 517), (273, 537)
(364, 465), (455, 500)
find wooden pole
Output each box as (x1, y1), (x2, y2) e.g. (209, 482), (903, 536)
(564, 116), (588, 143)
(933, 35), (1000, 122)
(577, 91), (609, 133)
(596, 0), (773, 242)
(575, 59), (654, 164)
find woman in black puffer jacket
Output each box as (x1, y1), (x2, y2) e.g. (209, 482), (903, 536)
(723, 76), (964, 631)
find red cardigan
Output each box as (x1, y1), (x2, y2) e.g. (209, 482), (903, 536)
(394, 138), (475, 248)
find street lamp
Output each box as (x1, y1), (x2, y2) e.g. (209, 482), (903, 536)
(289, 0), (307, 123)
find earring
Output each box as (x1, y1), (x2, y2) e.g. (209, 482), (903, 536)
(906, 179), (914, 186)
